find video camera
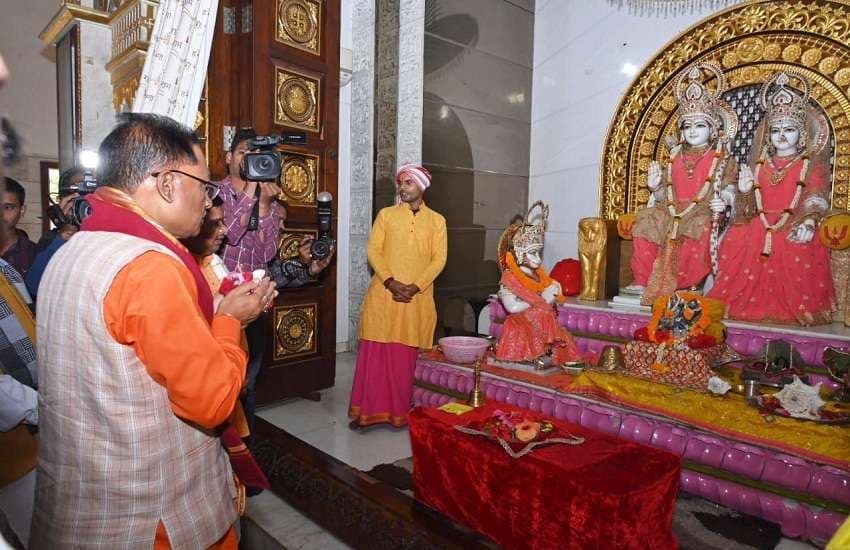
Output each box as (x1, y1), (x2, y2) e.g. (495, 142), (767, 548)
(46, 169), (99, 228)
(47, 151), (102, 228)
(240, 131), (307, 231)
(240, 132), (307, 181)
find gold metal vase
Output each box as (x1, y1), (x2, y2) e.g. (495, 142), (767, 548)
(468, 358), (485, 408)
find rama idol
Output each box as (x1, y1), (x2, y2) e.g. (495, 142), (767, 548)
(626, 62), (739, 305)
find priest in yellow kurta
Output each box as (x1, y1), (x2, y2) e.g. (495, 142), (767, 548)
(349, 164), (447, 428)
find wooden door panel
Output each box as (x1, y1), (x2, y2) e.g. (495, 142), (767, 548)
(207, 0), (340, 404)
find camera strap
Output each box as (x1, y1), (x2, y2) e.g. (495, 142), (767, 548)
(247, 183), (261, 231)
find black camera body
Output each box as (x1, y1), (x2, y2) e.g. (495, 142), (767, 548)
(310, 192), (335, 261)
(48, 169), (100, 228)
(240, 132), (307, 181)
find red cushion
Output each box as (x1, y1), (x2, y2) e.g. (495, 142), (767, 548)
(550, 259), (581, 296)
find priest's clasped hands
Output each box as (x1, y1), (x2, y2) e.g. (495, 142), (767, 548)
(384, 277), (420, 303)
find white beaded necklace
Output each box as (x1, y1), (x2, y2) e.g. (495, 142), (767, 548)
(753, 153), (809, 257)
(666, 140), (723, 241)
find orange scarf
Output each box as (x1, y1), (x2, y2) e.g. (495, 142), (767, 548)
(506, 252), (565, 303)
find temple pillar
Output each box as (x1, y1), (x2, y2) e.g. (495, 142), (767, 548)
(347, 0), (425, 351)
(40, 1), (118, 166)
(347, 0), (376, 350)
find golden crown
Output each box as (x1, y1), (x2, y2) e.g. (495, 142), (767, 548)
(760, 72), (809, 130)
(674, 62), (726, 128)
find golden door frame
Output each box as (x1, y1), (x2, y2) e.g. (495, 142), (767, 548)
(599, 0), (850, 220)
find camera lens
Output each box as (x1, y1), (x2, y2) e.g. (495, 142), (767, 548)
(257, 157), (272, 171)
(72, 198), (92, 226)
(310, 239), (330, 260)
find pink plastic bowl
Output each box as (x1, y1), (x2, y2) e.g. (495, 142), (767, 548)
(438, 336), (490, 364)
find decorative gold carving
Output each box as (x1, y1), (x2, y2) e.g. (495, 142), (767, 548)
(112, 76), (140, 112)
(275, 67), (321, 132)
(276, 0), (321, 55)
(105, 1), (158, 113)
(782, 44), (802, 62)
(279, 228), (319, 260)
(280, 152), (318, 206)
(40, 3), (111, 45)
(600, 1), (850, 220)
(273, 303), (317, 359)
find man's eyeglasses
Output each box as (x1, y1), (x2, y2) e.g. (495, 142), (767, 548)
(151, 170), (220, 201)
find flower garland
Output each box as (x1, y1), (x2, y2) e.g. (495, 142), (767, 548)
(646, 292), (713, 343)
(645, 291), (722, 373)
(753, 153), (809, 257)
(506, 252), (565, 303)
(666, 140), (723, 241)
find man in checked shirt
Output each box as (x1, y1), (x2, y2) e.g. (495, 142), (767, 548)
(219, 128), (283, 431)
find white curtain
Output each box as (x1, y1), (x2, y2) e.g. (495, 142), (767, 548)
(132, 0), (218, 129)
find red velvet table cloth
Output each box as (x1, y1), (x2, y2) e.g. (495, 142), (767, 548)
(409, 404), (681, 549)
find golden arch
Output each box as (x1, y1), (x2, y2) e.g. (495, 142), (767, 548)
(599, 0), (850, 220)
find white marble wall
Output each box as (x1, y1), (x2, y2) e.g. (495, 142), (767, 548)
(529, 0), (738, 270)
(336, 0), (353, 349)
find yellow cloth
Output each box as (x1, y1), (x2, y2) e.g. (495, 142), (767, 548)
(438, 402), (474, 415)
(827, 515), (850, 550)
(359, 202), (447, 348)
(571, 371), (850, 467)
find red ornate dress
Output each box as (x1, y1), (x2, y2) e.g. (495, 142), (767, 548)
(708, 157), (834, 325)
(495, 269), (581, 365)
(631, 146), (736, 291)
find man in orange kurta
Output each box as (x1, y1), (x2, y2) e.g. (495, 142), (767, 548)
(349, 164), (447, 429)
(32, 114), (276, 549)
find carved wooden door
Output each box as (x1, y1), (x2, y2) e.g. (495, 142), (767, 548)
(207, 0), (341, 404)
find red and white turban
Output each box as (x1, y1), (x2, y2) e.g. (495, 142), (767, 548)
(396, 163), (431, 193)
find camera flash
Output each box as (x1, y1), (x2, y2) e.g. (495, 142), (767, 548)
(79, 150), (99, 170)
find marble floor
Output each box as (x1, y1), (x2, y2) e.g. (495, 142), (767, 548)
(247, 351), (817, 550)
(256, 352), (412, 472)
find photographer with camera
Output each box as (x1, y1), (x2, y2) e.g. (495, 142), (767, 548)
(25, 167), (84, 299)
(219, 128), (285, 431)
(267, 190), (336, 289)
(221, 128), (283, 271)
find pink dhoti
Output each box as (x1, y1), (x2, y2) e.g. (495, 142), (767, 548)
(348, 340), (419, 427)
